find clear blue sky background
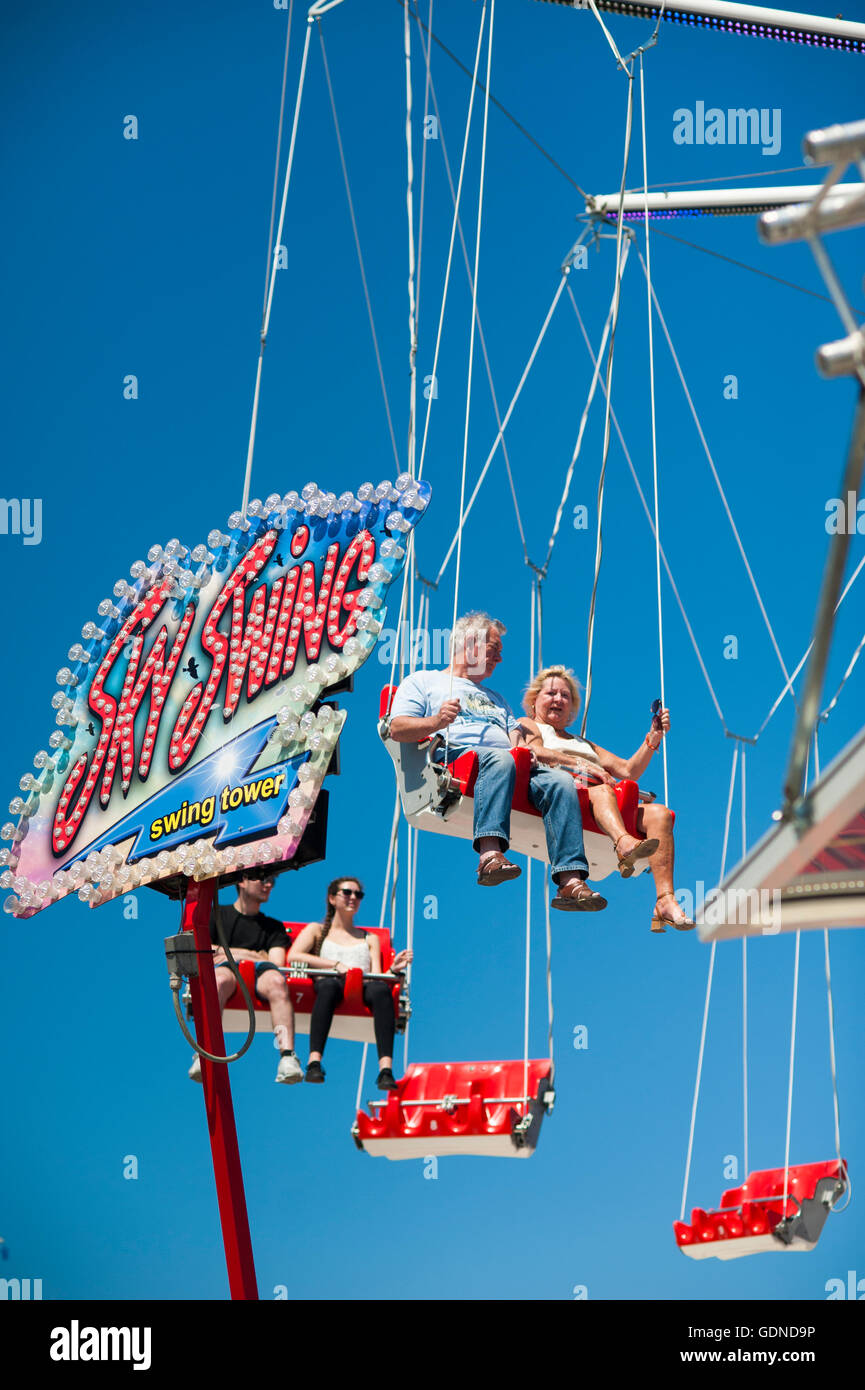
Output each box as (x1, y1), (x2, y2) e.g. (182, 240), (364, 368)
(2, 0), (864, 1301)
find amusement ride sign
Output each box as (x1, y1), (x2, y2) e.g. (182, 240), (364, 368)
(1, 478), (430, 917)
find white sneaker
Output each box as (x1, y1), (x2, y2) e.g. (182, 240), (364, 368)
(189, 1054), (202, 1083)
(275, 1053), (303, 1085)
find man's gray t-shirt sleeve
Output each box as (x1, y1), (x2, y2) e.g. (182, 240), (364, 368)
(389, 671), (432, 721)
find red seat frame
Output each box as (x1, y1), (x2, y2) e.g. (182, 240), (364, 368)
(353, 1059), (554, 1159)
(222, 923), (403, 1044)
(674, 1159), (847, 1260)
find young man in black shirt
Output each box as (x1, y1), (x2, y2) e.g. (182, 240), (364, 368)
(189, 870), (303, 1084)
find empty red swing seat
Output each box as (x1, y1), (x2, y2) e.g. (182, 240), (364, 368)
(379, 684), (660, 880)
(353, 1059), (555, 1159)
(222, 923), (408, 1045)
(673, 1159), (848, 1260)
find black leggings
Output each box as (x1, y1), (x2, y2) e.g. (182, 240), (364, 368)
(309, 976), (396, 1060)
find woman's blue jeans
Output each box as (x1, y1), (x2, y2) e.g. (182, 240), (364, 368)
(439, 745), (589, 879)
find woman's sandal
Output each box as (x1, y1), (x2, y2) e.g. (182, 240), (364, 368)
(477, 850), (522, 886)
(650, 897), (696, 933)
(615, 834), (660, 878)
(551, 879), (608, 912)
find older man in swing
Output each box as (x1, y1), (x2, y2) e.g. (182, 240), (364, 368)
(388, 611), (606, 911)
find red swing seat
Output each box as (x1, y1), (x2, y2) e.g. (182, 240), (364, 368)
(673, 1159), (848, 1260)
(352, 1059), (555, 1159)
(379, 684), (663, 880)
(222, 923), (408, 1044)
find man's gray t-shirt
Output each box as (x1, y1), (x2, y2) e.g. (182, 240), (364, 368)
(389, 669), (518, 749)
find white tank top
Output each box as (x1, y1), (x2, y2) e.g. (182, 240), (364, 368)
(536, 721), (602, 766)
(320, 935), (372, 971)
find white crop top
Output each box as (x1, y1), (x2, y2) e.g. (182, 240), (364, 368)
(320, 935), (372, 971)
(536, 721), (602, 765)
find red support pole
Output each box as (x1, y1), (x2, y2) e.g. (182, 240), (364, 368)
(184, 877), (259, 1301)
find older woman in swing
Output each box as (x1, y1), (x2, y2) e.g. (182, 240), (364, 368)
(520, 666), (694, 932)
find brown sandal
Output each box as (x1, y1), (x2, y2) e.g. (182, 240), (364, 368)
(477, 850), (522, 886)
(615, 834), (660, 878)
(650, 897), (695, 933)
(551, 879), (608, 912)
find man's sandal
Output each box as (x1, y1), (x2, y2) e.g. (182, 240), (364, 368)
(551, 880), (608, 912)
(477, 850), (522, 886)
(650, 898), (696, 933)
(615, 834), (660, 878)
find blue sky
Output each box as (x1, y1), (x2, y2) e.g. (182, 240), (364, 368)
(2, 0), (864, 1301)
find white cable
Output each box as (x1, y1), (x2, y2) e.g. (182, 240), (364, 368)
(639, 55), (668, 809)
(318, 27), (401, 472)
(821, 622), (865, 721)
(783, 930), (801, 1212)
(434, 275), (568, 585)
(260, 8), (295, 328)
(523, 578), (537, 1109)
(402, 815), (419, 1073)
(542, 264), (623, 572)
(378, 794), (402, 932)
(447, 0), (496, 707)
(523, 860), (532, 1112)
(416, 3), (488, 482)
(413, 0), (434, 396)
(638, 252), (796, 701)
(404, 0), (418, 481)
(567, 285), (728, 730)
(680, 745), (738, 1221)
(581, 74), (635, 737)
(587, 0), (626, 67)
(386, 555), (411, 694)
(823, 928), (845, 1172)
(544, 879), (554, 1067)
(355, 1042), (369, 1113)
(756, 553), (865, 738)
(243, 12), (318, 519)
(411, 13), (529, 565)
(741, 746), (749, 1178)
(813, 723), (848, 1201)
(363, 789), (401, 1108)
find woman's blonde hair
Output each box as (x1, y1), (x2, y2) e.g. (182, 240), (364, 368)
(523, 665), (582, 721)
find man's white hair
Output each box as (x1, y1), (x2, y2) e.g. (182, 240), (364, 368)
(451, 611), (506, 652)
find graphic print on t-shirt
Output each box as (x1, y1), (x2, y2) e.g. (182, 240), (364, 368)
(461, 686), (510, 734)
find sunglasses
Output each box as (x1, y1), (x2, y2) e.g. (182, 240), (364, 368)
(650, 698), (663, 732)
(338, 887), (364, 900)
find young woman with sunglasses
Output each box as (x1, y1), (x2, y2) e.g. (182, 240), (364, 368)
(288, 876), (413, 1087)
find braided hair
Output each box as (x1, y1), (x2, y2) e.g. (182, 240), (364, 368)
(316, 875), (364, 956)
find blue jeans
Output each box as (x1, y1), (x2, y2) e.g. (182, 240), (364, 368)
(439, 744), (588, 879)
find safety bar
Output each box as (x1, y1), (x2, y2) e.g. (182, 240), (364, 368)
(714, 1193), (804, 1216)
(212, 963), (405, 981)
(366, 1094), (538, 1111)
(281, 966), (405, 981)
